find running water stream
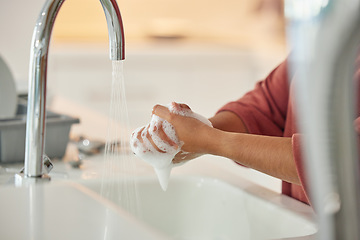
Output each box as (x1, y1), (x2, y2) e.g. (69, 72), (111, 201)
(100, 60), (142, 219)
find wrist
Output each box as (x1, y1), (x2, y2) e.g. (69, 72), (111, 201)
(200, 126), (228, 156)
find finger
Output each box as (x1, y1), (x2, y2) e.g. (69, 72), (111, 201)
(169, 102), (192, 116)
(152, 105), (171, 121)
(130, 126), (150, 154)
(146, 128), (166, 153)
(136, 126), (145, 143)
(179, 103), (191, 110)
(140, 125), (159, 153)
(157, 124), (178, 148)
(172, 102), (191, 110)
(149, 121), (178, 151)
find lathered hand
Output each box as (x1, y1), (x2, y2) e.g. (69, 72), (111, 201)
(130, 102), (212, 164)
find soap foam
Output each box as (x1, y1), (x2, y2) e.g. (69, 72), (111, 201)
(130, 103), (212, 191)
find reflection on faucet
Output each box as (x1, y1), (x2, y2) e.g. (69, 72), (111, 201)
(24, 0), (125, 179)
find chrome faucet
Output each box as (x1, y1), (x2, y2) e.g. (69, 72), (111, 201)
(287, 0), (360, 239)
(24, 0), (125, 179)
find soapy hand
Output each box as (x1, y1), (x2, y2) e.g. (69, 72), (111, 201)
(131, 102), (212, 164)
(151, 103), (213, 162)
(130, 102), (212, 191)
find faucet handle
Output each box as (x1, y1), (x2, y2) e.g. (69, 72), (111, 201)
(42, 154), (53, 174)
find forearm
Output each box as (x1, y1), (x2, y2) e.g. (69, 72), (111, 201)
(209, 111), (248, 133)
(204, 127), (300, 185)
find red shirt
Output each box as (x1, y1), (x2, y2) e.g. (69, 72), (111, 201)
(217, 60), (314, 204)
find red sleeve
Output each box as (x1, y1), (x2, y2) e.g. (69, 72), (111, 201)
(218, 60), (290, 137)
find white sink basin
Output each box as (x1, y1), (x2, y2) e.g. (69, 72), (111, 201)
(0, 181), (167, 240)
(0, 157), (317, 240)
(82, 176), (317, 240)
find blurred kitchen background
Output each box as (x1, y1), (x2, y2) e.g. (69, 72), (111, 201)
(0, 0), (288, 191)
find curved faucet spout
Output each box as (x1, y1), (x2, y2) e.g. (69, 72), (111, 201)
(100, 0), (125, 60)
(24, 0), (125, 178)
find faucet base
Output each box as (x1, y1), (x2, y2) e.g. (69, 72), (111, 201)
(14, 173), (51, 187)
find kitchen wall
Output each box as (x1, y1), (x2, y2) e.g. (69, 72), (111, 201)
(53, 0), (285, 45)
(0, 0), (286, 90)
